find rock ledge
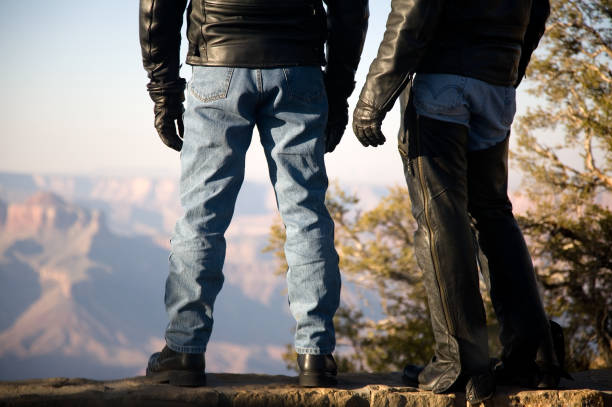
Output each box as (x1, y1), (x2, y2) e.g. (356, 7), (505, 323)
(0, 370), (610, 406)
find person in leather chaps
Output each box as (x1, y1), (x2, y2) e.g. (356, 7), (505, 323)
(139, 0), (368, 387)
(353, 0), (568, 404)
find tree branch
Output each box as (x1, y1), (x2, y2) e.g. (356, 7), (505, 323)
(567, 0), (612, 56)
(532, 141), (583, 177)
(584, 130), (612, 189)
(589, 63), (612, 84)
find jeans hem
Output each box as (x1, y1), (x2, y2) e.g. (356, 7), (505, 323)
(295, 346), (334, 355)
(166, 339), (207, 354)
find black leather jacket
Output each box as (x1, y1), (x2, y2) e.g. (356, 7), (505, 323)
(139, 0), (368, 89)
(358, 0), (549, 116)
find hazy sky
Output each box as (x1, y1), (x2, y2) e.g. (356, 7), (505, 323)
(0, 1), (538, 187)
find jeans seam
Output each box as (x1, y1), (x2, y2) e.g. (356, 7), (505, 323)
(284, 67), (324, 104)
(166, 338), (207, 354)
(295, 346), (334, 355)
(256, 69), (263, 93)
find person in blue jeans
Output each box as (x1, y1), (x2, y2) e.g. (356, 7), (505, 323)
(352, 0), (567, 404)
(138, 0), (368, 387)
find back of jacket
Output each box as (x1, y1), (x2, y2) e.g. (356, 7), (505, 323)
(357, 0), (549, 115)
(186, 0), (326, 67)
(418, 0), (532, 85)
(139, 0), (369, 86)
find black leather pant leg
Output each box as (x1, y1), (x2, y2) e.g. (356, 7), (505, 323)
(466, 137), (557, 371)
(401, 110), (490, 393)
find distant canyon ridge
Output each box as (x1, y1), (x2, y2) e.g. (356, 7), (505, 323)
(0, 173), (541, 381)
(0, 173), (295, 380)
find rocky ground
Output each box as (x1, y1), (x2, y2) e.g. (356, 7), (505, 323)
(0, 370), (610, 406)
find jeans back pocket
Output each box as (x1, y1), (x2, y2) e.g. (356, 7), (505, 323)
(188, 66), (235, 103)
(412, 73), (467, 117)
(282, 66), (325, 104)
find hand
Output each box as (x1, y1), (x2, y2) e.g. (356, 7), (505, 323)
(352, 99), (386, 147)
(325, 98), (349, 153)
(147, 80), (186, 151)
(323, 71), (354, 153)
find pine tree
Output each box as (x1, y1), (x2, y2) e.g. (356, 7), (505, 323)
(513, 0), (612, 370)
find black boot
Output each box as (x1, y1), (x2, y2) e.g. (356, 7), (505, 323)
(493, 320), (572, 388)
(404, 362), (494, 405)
(146, 346), (206, 387)
(465, 371), (495, 405)
(536, 320), (573, 387)
(534, 320), (573, 388)
(402, 364), (424, 387)
(297, 354), (338, 387)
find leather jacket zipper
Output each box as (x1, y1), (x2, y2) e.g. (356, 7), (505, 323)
(415, 120), (455, 336)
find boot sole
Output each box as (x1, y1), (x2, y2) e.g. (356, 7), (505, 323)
(147, 369), (206, 387)
(466, 375), (495, 405)
(299, 372), (337, 387)
(467, 391), (494, 406)
(401, 375), (419, 387)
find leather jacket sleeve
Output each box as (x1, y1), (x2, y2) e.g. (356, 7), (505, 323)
(515, 0), (550, 87)
(139, 0), (188, 84)
(358, 0), (445, 114)
(323, 0), (369, 98)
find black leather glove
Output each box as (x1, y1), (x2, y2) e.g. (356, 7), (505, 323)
(352, 99), (386, 147)
(324, 73), (354, 153)
(325, 97), (349, 153)
(147, 79), (186, 151)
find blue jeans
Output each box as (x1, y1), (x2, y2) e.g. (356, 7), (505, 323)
(164, 66), (340, 355)
(412, 73), (516, 151)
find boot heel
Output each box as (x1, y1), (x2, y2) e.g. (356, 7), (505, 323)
(168, 370), (206, 387)
(299, 372), (337, 387)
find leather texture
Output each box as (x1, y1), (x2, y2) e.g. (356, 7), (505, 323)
(417, 0), (550, 87)
(297, 354), (338, 374)
(146, 346), (206, 386)
(354, 0), (550, 136)
(297, 354), (338, 387)
(545, 320), (569, 375)
(187, 0), (325, 67)
(402, 110), (489, 393)
(493, 320), (572, 388)
(139, 0), (368, 81)
(147, 346), (205, 373)
(515, 0), (551, 87)
(466, 140), (563, 381)
(402, 364), (424, 387)
(323, 0), (369, 153)
(147, 79), (186, 151)
(352, 99), (386, 147)
(139, 0), (188, 84)
(324, 93), (348, 153)
(465, 372), (495, 405)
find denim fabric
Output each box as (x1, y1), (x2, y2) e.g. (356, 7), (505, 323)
(164, 66), (340, 355)
(412, 73), (516, 151)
